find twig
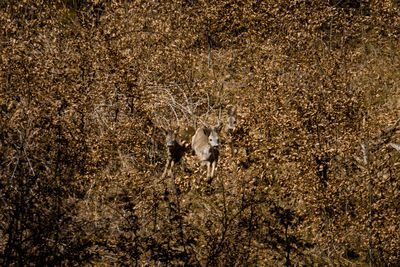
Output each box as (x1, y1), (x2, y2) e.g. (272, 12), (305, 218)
(390, 143), (400, 152)
(369, 117), (400, 153)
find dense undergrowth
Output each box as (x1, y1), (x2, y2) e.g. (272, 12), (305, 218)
(1, 0), (399, 265)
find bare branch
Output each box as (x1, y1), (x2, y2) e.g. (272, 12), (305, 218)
(390, 143), (400, 152)
(361, 143), (368, 164)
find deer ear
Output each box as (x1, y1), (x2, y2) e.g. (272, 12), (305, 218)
(233, 106), (237, 115)
(216, 122), (223, 132)
(203, 127), (211, 136)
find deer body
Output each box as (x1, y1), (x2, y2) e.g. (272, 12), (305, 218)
(225, 106), (237, 156)
(162, 128), (188, 179)
(191, 123), (222, 181)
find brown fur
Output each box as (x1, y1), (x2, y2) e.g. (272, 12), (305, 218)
(191, 122), (222, 182)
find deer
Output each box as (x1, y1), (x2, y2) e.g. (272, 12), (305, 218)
(225, 106), (237, 156)
(191, 122), (222, 183)
(161, 126), (194, 180)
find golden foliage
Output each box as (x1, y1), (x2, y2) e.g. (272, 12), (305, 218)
(1, 0), (399, 265)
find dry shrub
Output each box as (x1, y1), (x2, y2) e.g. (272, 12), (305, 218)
(1, 0), (399, 265)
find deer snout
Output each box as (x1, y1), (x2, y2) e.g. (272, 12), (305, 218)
(166, 140), (174, 147)
(211, 142), (219, 148)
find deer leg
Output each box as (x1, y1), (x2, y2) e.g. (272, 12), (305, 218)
(169, 160), (175, 177)
(162, 158), (170, 179)
(211, 161), (216, 179)
(205, 161), (216, 185)
(206, 161), (211, 179)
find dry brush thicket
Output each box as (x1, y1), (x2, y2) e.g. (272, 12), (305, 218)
(1, 0), (399, 265)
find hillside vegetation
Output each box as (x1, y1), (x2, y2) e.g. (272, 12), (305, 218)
(1, 0), (399, 265)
